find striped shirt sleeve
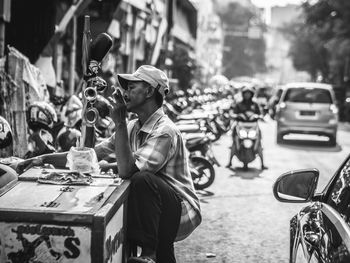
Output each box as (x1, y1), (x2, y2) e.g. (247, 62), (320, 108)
(94, 121), (136, 162)
(134, 132), (174, 173)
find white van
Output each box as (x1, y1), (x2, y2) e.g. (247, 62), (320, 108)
(275, 82), (338, 145)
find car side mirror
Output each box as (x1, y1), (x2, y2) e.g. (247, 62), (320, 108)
(273, 169), (319, 203)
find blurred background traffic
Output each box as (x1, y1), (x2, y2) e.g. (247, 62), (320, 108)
(1, 0), (350, 157)
(1, 0), (350, 262)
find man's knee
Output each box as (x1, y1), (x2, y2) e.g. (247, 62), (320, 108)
(130, 171), (157, 187)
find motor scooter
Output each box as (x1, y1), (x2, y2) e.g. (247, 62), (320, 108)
(185, 133), (220, 167)
(232, 112), (263, 170)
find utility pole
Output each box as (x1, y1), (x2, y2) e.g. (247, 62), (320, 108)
(69, 16), (77, 96)
(127, 7), (138, 73)
(0, 0), (10, 57)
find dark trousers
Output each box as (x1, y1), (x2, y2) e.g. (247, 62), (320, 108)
(127, 171), (182, 263)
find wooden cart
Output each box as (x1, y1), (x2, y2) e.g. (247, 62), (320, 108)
(0, 167), (130, 263)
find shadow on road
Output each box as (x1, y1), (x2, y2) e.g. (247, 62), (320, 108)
(196, 190), (215, 203)
(227, 167), (262, 179)
(278, 139), (342, 152)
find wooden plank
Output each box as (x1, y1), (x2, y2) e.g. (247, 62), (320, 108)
(96, 180), (130, 221)
(8, 51), (28, 158)
(91, 215), (105, 262)
(122, 197), (130, 262)
(0, 56), (13, 157)
(0, 208), (95, 225)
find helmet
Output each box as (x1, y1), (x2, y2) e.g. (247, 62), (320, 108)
(27, 101), (58, 130)
(241, 85), (255, 95)
(0, 116), (13, 149)
(56, 127), (81, 152)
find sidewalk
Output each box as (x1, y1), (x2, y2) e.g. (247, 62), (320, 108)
(339, 122), (350, 132)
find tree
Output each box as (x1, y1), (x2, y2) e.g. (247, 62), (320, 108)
(285, 0), (350, 83)
(283, 21), (330, 81)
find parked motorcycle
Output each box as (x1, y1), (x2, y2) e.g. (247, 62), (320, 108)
(176, 111), (225, 142)
(180, 128), (218, 190)
(232, 112), (263, 170)
(25, 101), (57, 158)
(185, 132), (220, 167)
(189, 155), (215, 190)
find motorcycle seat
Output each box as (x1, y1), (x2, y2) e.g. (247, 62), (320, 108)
(184, 133), (209, 145)
(178, 124), (201, 133)
(175, 120), (197, 125)
(177, 112), (209, 121)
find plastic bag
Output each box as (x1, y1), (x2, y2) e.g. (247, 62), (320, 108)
(66, 147), (100, 174)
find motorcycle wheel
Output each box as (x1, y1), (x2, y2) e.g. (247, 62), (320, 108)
(190, 156), (215, 190)
(243, 162), (248, 170)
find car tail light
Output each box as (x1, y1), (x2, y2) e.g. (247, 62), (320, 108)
(276, 102), (286, 115)
(329, 104), (338, 114)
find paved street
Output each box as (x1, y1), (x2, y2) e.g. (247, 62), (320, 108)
(175, 119), (350, 263)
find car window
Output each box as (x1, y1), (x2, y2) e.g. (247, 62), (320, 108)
(284, 88), (332, 103)
(327, 158), (350, 222)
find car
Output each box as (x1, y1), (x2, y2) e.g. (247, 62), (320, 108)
(273, 154), (350, 263)
(275, 82), (338, 145)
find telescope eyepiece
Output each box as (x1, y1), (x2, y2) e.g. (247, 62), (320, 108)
(85, 107), (99, 126)
(84, 87), (97, 102)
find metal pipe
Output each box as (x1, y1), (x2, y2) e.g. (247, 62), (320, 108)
(69, 16), (77, 96)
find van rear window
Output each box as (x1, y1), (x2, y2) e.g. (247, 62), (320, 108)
(284, 88), (332, 103)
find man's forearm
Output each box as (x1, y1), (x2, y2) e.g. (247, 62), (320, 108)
(114, 121), (138, 178)
(41, 152), (68, 168)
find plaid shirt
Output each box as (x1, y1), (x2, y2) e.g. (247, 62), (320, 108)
(95, 108), (201, 241)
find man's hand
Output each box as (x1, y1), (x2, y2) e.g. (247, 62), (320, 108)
(107, 88), (127, 124)
(99, 161), (118, 174)
(101, 84), (115, 99)
(15, 157), (44, 174)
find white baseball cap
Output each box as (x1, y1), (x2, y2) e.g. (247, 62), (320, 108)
(117, 65), (170, 98)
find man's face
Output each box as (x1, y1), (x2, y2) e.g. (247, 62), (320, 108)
(243, 91), (253, 100)
(123, 81), (150, 112)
